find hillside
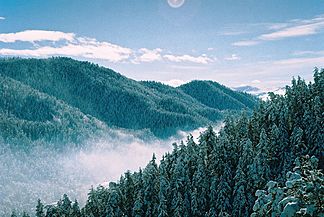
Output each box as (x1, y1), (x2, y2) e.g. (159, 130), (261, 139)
(0, 74), (106, 144)
(179, 80), (257, 110)
(0, 57), (258, 140)
(27, 69), (324, 216)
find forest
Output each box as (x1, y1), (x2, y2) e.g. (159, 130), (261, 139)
(8, 68), (323, 216)
(0, 57), (258, 142)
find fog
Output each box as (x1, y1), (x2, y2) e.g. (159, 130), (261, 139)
(0, 124), (223, 215)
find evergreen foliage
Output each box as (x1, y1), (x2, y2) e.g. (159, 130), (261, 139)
(251, 155), (324, 217)
(9, 68), (324, 216)
(0, 57), (258, 141)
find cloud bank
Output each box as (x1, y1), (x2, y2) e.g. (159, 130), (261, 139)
(0, 31), (132, 62)
(0, 30), (75, 43)
(0, 30), (214, 64)
(0, 124), (223, 215)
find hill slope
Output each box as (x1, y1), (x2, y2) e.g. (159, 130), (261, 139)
(0, 74), (107, 144)
(179, 80), (258, 110)
(29, 69), (324, 217)
(0, 57), (258, 140)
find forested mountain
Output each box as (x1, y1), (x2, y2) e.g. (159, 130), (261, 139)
(233, 85), (261, 93)
(21, 69), (323, 216)
(0, 57), (258, 141)
(179, 80), (257, 111)
(0, 74), (107, 145)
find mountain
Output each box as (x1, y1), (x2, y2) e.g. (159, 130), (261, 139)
(179, 80), (258, 110)
(0, 74), (107, 144)
(257, 87), (286, 100)
(233, 85), (260, 93)
(233, 85), (286, 100)
(28, 69), (324, 217)
(0, 57), (258, 141)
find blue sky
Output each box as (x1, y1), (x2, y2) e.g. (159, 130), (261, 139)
(0, 0), (324, 90)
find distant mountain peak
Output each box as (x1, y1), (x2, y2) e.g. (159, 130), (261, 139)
(233, 85), (261, 93)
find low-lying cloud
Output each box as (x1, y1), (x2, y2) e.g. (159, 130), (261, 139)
(0, 124), (222, 215)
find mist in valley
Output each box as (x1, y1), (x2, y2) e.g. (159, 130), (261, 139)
(0, 124), (223, 215)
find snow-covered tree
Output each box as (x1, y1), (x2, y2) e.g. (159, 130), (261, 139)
(251, 155), (324, 217)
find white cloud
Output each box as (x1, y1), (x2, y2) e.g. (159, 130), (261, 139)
(0, 30), (75, 43)
(232, 14), (324, 47)
(259, 18), (324, 40)
(163, 79), (186, 87)
(267, 23), (289, 30)
(0, 16), (5, 20)
(207, 47), (214, 51)
(0, 36), (132, 62)
(273, 56), (324, 67)
(224, 54), (241, 61)
(292, 50), (324, 56)
(133, 48), (162, 63)
(163, 54), (213, 64)
(218, 31), (246, 36)
(232, 40), (260, 47)
(252, 79), (261, 84)
(0, 30), (214, 65)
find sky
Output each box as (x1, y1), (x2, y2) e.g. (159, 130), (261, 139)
(0, 0), (324, 90)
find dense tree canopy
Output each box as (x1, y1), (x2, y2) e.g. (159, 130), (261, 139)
(5, 67), (323, 216)
(0, 57), (258, 141)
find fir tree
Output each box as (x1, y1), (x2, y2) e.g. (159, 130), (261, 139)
(71, 200), (81, 217)
(36, 199), (45, 217)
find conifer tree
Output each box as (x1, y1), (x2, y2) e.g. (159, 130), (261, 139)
(36, 199), (45, 217)
(215, 163), (232, 216)
(143, 154), (159, 217)
(158, 157), (169, 217)
(133, 169), (144, 217)
(250, 129), (271, 189)
(71, 200), (81, 217)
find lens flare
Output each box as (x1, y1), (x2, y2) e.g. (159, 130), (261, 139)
(167, 0), (185, 8)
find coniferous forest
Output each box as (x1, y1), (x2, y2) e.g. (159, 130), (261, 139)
(9, 68), (323, 216)
(0, 57), (258, 142)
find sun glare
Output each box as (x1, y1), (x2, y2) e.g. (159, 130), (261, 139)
(167, 0), (185, 8)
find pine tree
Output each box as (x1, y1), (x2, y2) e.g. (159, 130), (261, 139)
(106, 185), (124, 217)
(250, 129), (271, 190)
(22, 212), (30, 217)
(215, 163), (232, 216)
(232, 160), (249, 217)
(158, 157), (169, 217)
(269, 124), (281, 177)
(173, 192), (184, 217)
(133, 169), (144, 217)
(291, 126), (306, 157)
(60, 194), (72, 216)
(124, 170), (135, 216)
(192, 152), (208, 216)
(133, 191), (144, 217)
(10, 211), (17, 217)
(71, 200), (81, 217)
(209, 176), (218, 217)
(143, 154), (159, 217)
(36, 199), (45, 217)
(190, 188), (200, 216)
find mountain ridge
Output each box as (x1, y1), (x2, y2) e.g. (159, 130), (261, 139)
(0, 57), (259, 141)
